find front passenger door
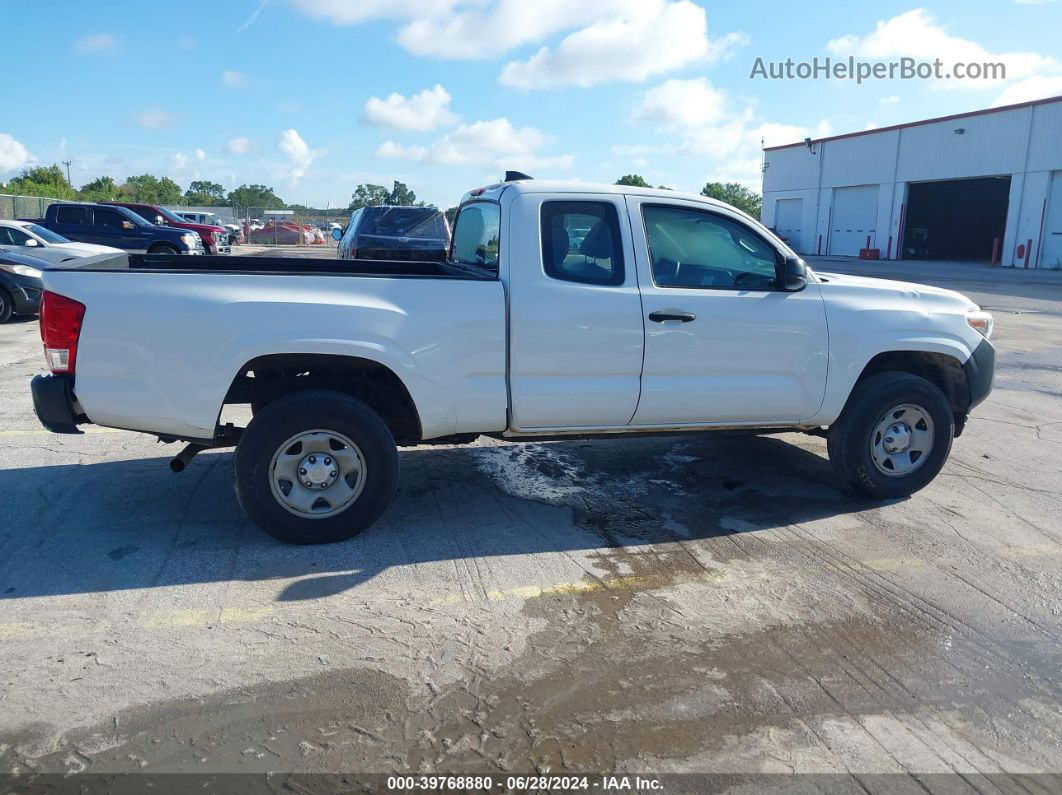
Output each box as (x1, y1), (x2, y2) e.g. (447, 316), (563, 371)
(628, 197), (828, 426)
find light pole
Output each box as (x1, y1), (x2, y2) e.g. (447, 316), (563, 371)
(62, 160), (72, 186)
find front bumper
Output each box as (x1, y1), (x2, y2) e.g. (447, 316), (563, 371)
(31, 374), (84, 434)
(964, 337), (996, 410)
(208, 243), (232, 255)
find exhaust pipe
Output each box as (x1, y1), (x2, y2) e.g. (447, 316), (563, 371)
(170, 443), (209, 473)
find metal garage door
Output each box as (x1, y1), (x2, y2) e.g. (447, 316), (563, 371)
(774, 198), (804, 252)
(830, 185), (878, 256)
(1041, 171), (1062, 269)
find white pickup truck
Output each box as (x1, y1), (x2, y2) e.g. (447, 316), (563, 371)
(31, 178), (995, 544)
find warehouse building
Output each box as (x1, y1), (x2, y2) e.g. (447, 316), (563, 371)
(760, 94), (1062, 268)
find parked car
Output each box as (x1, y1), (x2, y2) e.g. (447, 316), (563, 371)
(178, 211), (243, 246)
(0, 220), (125, 264)
(29, 178), (994, 545)
(336, 206), (450, 261)
(104, 202), (229, 255)
(33, 203), (203, 255)
(0, 248), (48, 322)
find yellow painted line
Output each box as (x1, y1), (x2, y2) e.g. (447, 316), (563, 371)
(0, 570), (731, 638)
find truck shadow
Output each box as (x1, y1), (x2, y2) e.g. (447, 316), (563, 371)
(0, 434), (888, 601)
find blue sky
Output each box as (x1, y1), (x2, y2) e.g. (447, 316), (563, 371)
(1, 0), (1060, 209)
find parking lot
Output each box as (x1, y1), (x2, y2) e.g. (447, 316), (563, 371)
(1, 257), (1060, 783)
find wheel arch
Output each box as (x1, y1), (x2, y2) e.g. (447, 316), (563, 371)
(223, 352), (423, 443)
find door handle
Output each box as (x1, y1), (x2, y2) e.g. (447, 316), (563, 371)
(649, 310), (696, 323)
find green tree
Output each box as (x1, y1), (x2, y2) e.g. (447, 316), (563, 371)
(348, 183), (390, 211)
(78, 176), (124, 202)
(184, 180), (226, 206)
(700, 181), (762, 217)
(387, 180), (417, 206)
(226, 184), (285, 209)
(3, 165), (77, 199)
(615, 174), (651, 187)
(444, 206), (459, 226)
(121, 174), (183, 204)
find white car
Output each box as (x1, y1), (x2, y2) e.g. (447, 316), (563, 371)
(0, 220), (125, 264)
(29, 178), (995, 545)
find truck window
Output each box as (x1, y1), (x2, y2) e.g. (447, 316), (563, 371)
(451, 202), (500, 272)
(55, 206), (88, 225)
(541, 201), (624, 286)
(642, 205), (779, 290)
(93, 208), (127, 229)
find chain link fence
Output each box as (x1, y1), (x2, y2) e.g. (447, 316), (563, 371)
(230, 207), (347, 249)
(0, 194), (61, 221)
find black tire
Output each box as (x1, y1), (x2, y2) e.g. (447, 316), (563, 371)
(147, 243), (180, 255)
(0, 288), (12, 323)
(234, 389), (399, 544)
(827, 371), (954, 499)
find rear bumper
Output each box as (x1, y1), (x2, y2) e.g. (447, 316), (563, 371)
(31, 374), (84, 434)
(964, 337), (995, 411)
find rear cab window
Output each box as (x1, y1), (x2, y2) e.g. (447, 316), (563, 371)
(540, 201), (624, 286)
(359, 208), (448, 240)
(55, 206), (88, 225)
(450, 202), (501, 274)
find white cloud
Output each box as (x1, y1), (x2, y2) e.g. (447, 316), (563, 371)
(376, 117), (574, 171)
(225, 137), (252, 155)
(991, 74), (1062, 106)
(221, 70), (247, 89)
(499, 0), (711, 89)
(73, 33), (116, 54)
(277, 128), (321, 181)
(827, 9), (1059, 91)
(135, 108), (178, 129)
(363, 85), (459, 131)
(879, 95), (901, 104)
(195, 148), (206, 161)
(631, 78), (831, 188)
(294, 0), (741, 88)
(0, 133), (35, 173)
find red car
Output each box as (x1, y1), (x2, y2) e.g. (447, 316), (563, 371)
(104, 202), (231, 255)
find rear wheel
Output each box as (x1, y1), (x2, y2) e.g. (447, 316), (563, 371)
(234, 389), (399, 544)
(827, 372), (954, 498)
(0, 288), (12, 323)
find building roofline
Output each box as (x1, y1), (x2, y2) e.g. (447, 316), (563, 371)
(763, 93), (1062, 152)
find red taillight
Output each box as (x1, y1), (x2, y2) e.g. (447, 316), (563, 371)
(39, 291), (86, 374)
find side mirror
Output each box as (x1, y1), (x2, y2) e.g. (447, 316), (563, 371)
(779, 255), (808, 292)
(155, 215), (165, 226)
(331, 228), (342, 241)
(24, 238), (39, 247)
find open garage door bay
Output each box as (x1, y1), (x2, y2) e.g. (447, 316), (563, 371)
(903, 176), (1010, 262)
(829, 185), (878, 256)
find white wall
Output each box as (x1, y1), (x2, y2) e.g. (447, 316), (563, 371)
(761, 97), (1062, 267)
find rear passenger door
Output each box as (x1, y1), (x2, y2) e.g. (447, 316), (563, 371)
(507, 193), (644, 429)
(90, 207), (141, 250)
(51, 205), (92, 243)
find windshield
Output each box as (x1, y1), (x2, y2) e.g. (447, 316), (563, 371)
(156, 206), (190, 225)
(25, 224), (70, 244)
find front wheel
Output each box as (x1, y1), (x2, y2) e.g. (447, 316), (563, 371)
(0, 288), (13, 323)
(234, 389), (399, 544)
(147, 243), (180, 255)
(827, 372), (954, 498)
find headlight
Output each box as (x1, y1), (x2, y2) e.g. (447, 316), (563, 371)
(11, 264), (43, 278)
(181, 233), (200, 246)
(967, 310), (994, 339)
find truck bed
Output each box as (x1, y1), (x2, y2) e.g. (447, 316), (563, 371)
(44, 252), (491, 280)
